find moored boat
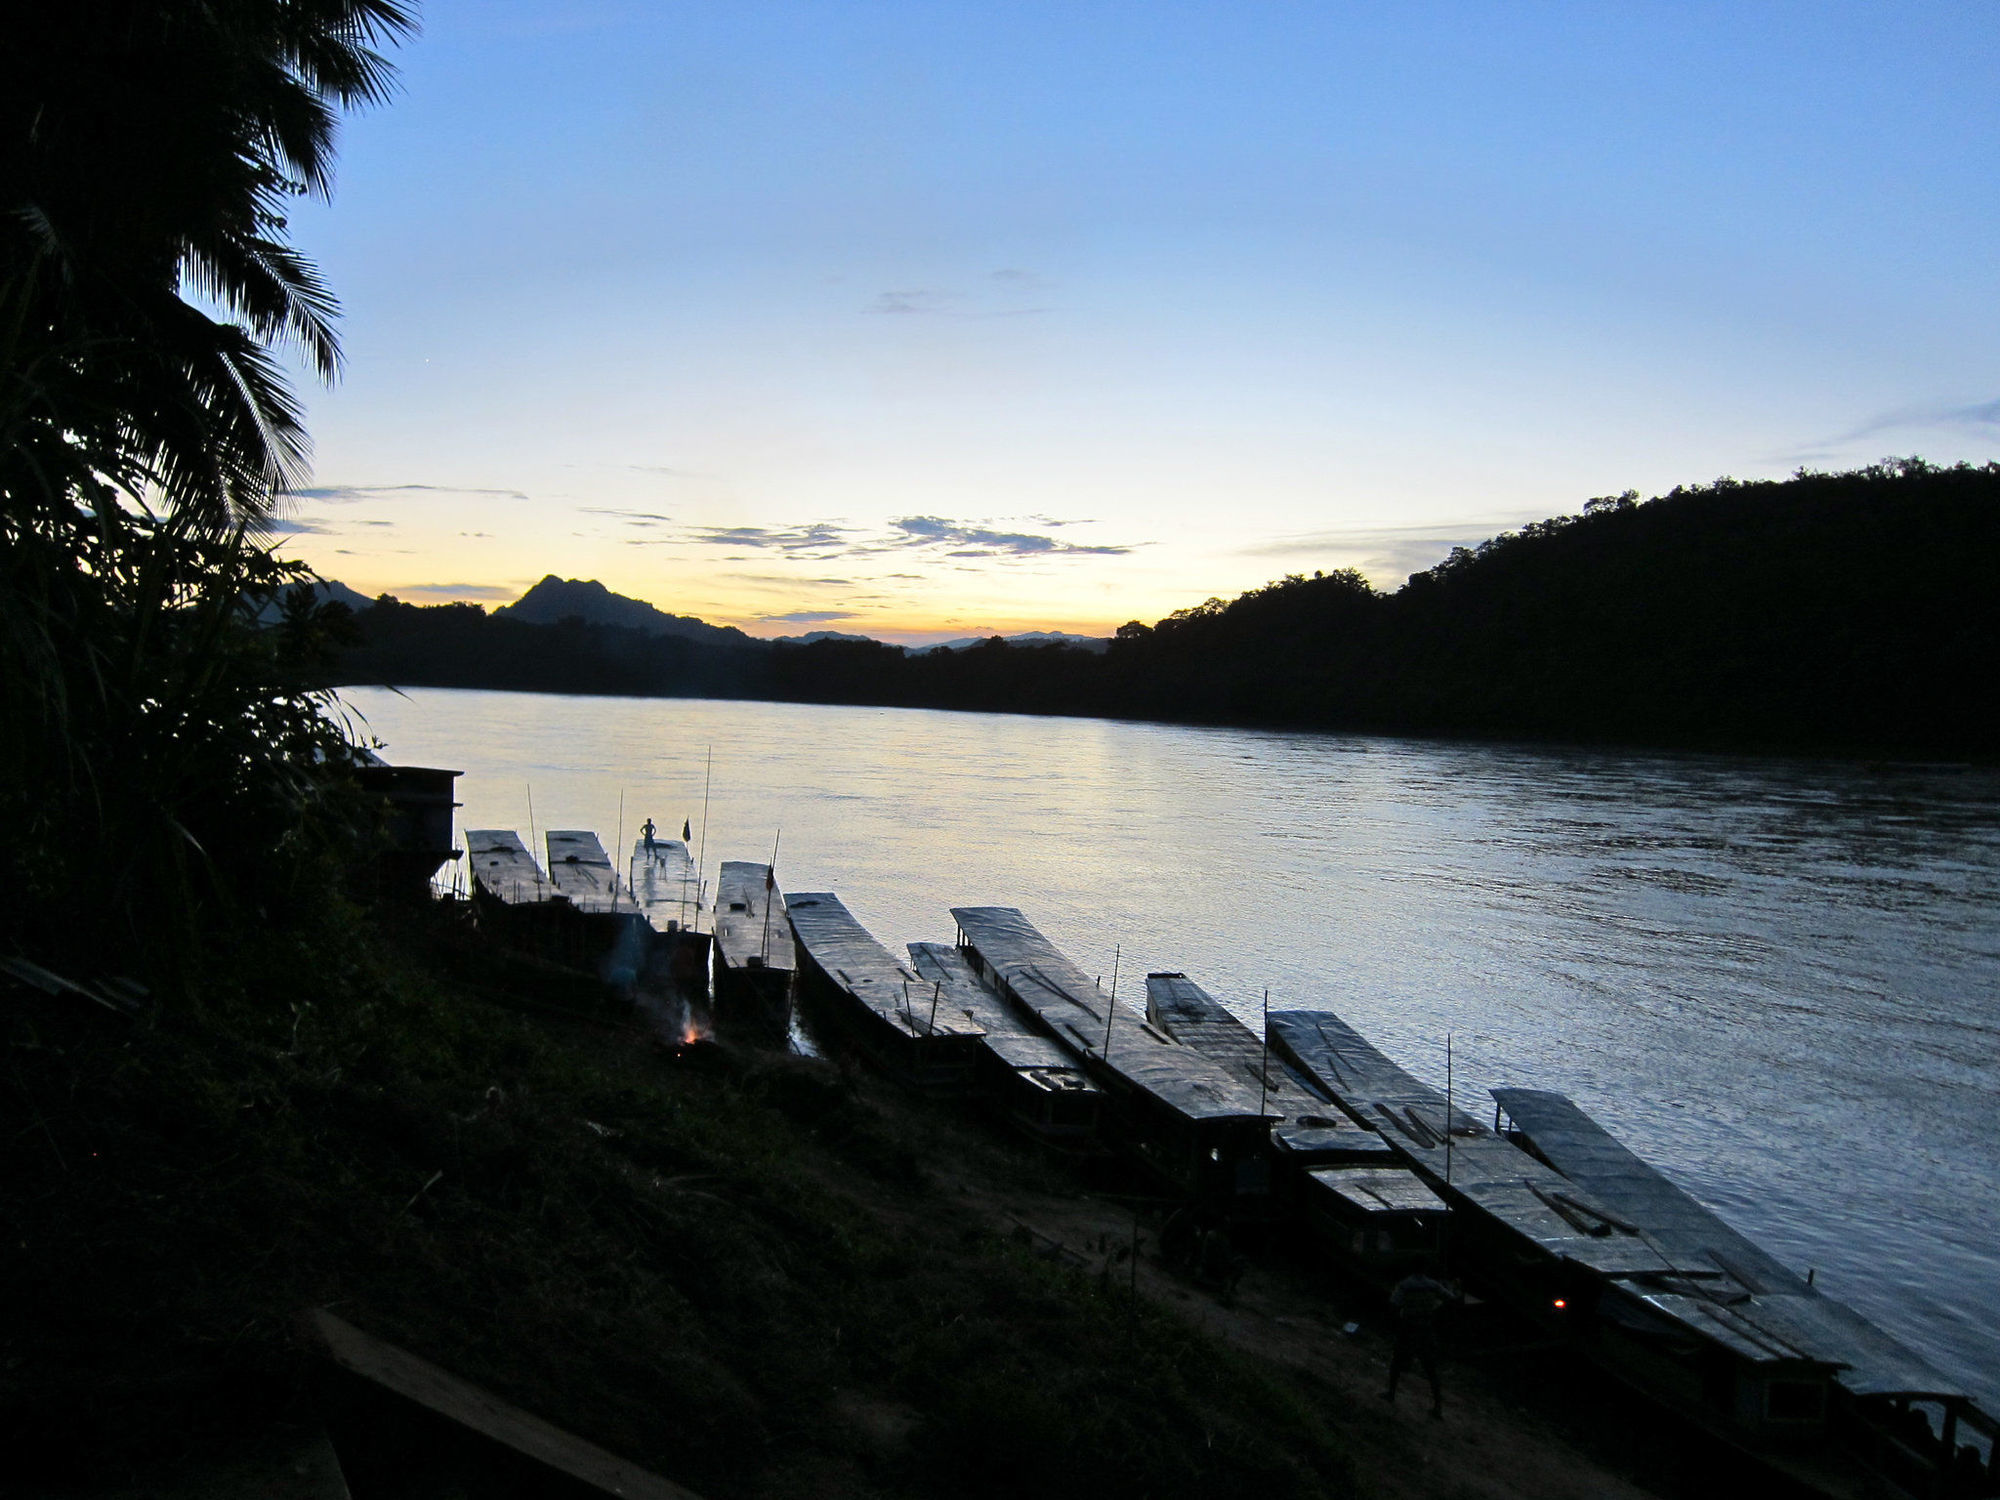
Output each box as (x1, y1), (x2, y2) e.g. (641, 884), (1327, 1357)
(786, 893), (985, 1094)
(951, 907), (1276, 1206)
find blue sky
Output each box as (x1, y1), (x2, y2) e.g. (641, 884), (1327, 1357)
(275, 1), (2000, 641)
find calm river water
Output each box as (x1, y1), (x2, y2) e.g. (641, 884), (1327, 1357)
(347, 685), (2000, 1410)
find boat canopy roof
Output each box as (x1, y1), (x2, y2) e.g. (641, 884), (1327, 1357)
(1494, 1088), (1975, 1401)
(952, 908), (1273, 1124)
(789, 894), (981, 1039)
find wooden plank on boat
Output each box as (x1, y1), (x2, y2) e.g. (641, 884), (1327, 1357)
(951, 907), (1271, 1125)
(715, 862), (793, 976)
(1494, 1088), (1974, 1400)
(787, 896), (981, 1040)
(628, 838), (703, 933)
(306, 1309), (703, 1499)
(544, 829), (621, 914)
(465, 829), (552, 906)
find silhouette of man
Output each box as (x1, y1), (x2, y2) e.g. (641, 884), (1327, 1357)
(1384, 1263), (1452, 1418)
(640, 817), (657, 853)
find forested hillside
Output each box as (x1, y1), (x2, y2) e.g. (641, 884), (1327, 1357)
(336, 460), (2000, 757)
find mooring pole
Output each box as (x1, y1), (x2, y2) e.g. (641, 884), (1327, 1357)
(1258, 986), (1272, 1117)
(614, 789), (624, 905)
(759, 828), (781, 962)
(1445, 1031), (1455, 1188)
(928, 979), (942, 1035)
(695, 747), (712, 931)
(1102, 944), (1121, 1057)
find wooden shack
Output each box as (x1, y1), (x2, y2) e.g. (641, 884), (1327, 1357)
(786, 893), (984, 1094)
(908, 941), (1100, 1143)
(354, 752), (460, 902)
(951, 908), (1275, 1204)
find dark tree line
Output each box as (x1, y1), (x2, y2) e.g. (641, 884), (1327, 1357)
(337, 459), (2000, 758)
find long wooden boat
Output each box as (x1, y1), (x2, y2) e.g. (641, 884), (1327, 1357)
(1494, 1087), (1998, 1500)
(908, 941), (1101, 1143)
(713, 862), (795, 1029)
(1272, 1007), (1997, 1499)
(626, 838), (712, 993)
(785, 893), (984, 1094)
(1148, 972), (1445, 1261)
(950, 907), (1276, 1205)
(541, 830), (648, 986)
(466, 829), (553, 910)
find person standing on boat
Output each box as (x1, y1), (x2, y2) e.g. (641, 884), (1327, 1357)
(1384, 1264), (1453, 1418)
(641, 817), (657, 854)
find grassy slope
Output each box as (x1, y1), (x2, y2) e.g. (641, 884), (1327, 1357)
(3, 905), (1366, 1499)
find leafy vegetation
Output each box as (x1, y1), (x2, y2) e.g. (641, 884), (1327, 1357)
(1, 2), (416, 979)
(340, 460), (2000, 757)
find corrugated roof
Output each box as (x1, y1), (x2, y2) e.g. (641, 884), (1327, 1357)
(952, 908), (1272, 1124)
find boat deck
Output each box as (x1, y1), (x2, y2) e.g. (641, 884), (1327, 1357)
(788, 896), (983, 1042)
(952, 908), (1272, 1126)
(544, 830), (621, 914)
(1493, 1088), (1976, 1403)
(465, 830), (553, 906)
(1269, 1009), (1673, 1276)
(715, 862), (793, 977)
(1143, 972), (1338, 1122)
(628, 838), (703, 933)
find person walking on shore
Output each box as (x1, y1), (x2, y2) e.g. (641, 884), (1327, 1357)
(1383, 1263), (1453, 1418)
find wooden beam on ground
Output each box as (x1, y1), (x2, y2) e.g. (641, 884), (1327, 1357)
(305, 1309), (703, 1500)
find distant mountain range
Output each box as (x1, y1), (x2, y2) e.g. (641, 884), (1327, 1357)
(328, 573), (1110, 655)
(495, 575), (757, 649)
(914, 630), (1111, 655)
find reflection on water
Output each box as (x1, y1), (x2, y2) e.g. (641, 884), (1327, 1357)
(349, 686), (2000, 1409)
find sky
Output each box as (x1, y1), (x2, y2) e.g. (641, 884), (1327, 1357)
(270, 0), (2000, 644)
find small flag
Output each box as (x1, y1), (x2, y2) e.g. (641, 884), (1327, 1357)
(682, 819), (691, 841)
(765, 865), (775, 889)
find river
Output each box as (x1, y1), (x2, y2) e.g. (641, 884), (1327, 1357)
(345, 684), (2000, 1411)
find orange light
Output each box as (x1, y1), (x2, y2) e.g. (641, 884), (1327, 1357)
(1552, 1298), (1567, 1310)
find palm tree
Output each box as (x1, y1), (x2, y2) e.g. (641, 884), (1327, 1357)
(2, 0), (417, 528)
(0, 1), (418, 974)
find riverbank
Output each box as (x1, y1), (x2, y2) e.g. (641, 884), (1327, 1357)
(3, 901), (1711, 1498)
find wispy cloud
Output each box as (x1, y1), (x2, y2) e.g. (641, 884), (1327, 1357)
(261, 517), (327, 535)
(1240, 519), (1535, 582)
(1777, 397), (2000, 466)
(681, 522), (857, 556)
(867, 289), (940, 316)
(864, 273), (1049, 319)
(759, 609), (859, 624)
(292, 482), (531, 503)
(389, 582), (519, 601)
(887, 515), (1132, 557)
(582, 506), (675, 527)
